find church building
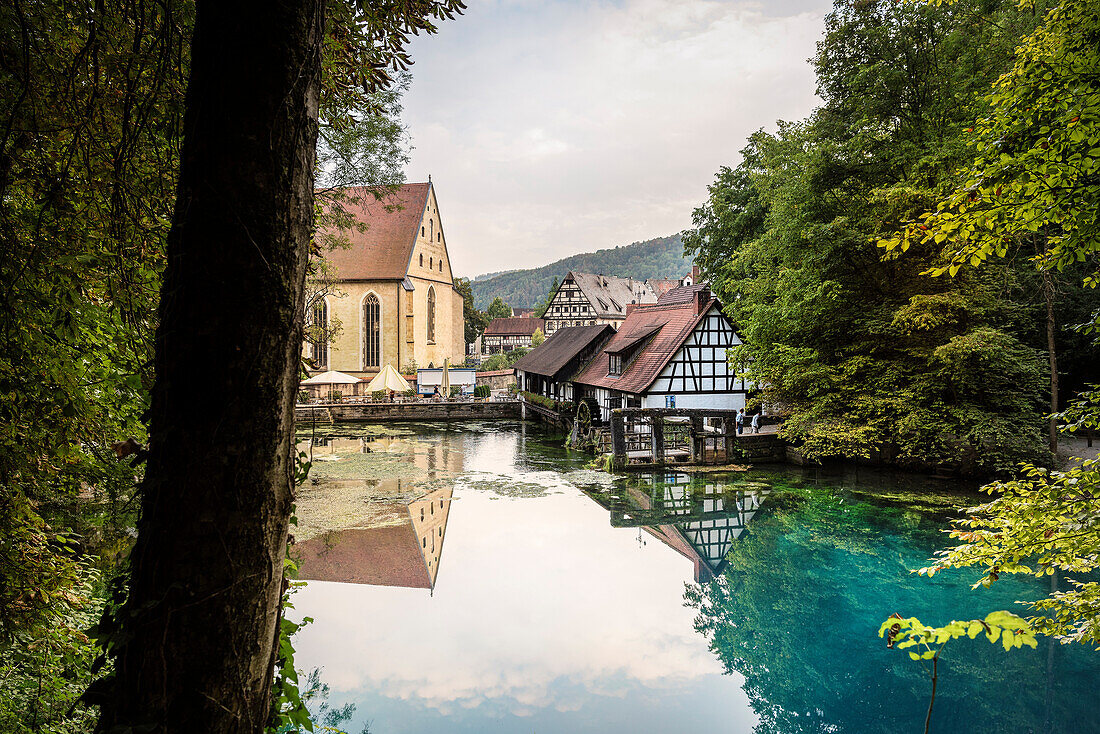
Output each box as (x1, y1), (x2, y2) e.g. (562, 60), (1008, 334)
(305, 182), (465, 378)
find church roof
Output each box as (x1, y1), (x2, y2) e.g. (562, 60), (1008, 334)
(320, 183), (431, 280)
(293, 520), (432, 589)
(568, 272), (657, 319)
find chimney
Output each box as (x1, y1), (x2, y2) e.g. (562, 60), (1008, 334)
(694, 286), (711, 315)
(625, 303), (637, 317)
(692, 264), (701, 283)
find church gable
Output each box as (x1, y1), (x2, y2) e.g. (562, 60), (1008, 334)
(408, 184), (453, 285)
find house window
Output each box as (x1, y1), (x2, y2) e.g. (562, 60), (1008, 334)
(608, 353), (622, 376)
(362, 293), (381, 369)
(430, 219), (434, 239)
(309, 298), (328, 367)
(430, 257), (433, 269)
(421, 226), (425, 236)
(419, 253), (423, 267)
(439, 260), (443, 272)
(427, 286), (436, 344)
(437, 232), (441, 242)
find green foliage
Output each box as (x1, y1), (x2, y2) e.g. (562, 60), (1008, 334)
(472, 234), (690, 309)
(533, 277), (559, 318)
(530, 328), (545, 347)
(479, 348), (527, 372)
(0, 562), (104, 733)
(486, 296), (512, 320)
(880, 0), (1100, 306)
(687, 0), (1060, 473)
(454, 277), (490, 344)
(915, 455), (1100, 646)
(880, 610), (1038, 657)
(473, 384), (491, 398)
(876, 0), (1100, 653)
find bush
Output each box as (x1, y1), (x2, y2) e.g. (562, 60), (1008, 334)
(474, 385), (491, 398)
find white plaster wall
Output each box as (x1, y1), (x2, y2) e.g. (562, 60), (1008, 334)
(642, 393), (744, 412)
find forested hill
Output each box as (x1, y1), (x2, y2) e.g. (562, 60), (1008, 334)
(470, 234), (689, 309)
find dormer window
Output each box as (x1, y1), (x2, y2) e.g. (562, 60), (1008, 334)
(608, 353), (622, 376)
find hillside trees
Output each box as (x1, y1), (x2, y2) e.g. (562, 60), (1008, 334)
(685, 0), (1087, 473)
(454, 276), (489, 343)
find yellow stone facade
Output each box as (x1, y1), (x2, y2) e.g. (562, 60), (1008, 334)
(307, 183), (465, 377)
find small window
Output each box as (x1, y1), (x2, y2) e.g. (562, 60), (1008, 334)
(437, 232), (441, 242)
(439, 260), (443, 272)
(609, 353), (622, 376)
(421, 226), (425, 236)
(419, 253), (423, 266)
(430, 257), (433, 269)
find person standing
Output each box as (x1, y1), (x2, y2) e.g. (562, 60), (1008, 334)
(736, 408), (745, 435)
(751, 412), (761, 434)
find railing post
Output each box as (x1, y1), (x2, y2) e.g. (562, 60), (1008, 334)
(611, 409), (626, 470)
(652, 414), (665, 466)
(690, 415), (704, 463)
(723, 416), (735, 463)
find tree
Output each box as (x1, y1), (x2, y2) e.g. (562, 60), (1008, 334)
(686, 0), (1059, 473)
(533, 277), (559, 318)
(486, 296), (512, 320)
(531, 328), (545, 347)
(454, 276), (489, 343)
(94, 0), (464, 730)
(880, 0), (1100, 649)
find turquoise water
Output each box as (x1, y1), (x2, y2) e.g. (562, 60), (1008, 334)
(291, 422), (1100, 733)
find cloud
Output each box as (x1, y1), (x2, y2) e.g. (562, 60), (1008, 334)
(400, 0), (831, 278)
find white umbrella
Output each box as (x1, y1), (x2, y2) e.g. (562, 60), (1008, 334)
(364, 364), (411, 393)
(441, 358), (450, 398)
(301, 370), (361, 385)
(301, 370), (361, 400)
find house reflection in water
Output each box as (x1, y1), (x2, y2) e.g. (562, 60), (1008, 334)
(294, 484), (454, 592)
(590, 474), (766, 583)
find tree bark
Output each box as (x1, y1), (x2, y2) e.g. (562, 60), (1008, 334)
(96, 0), (323, 730)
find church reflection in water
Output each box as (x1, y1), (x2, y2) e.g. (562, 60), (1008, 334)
(587, 473), (768, 583)
(293, 432), (461, 592)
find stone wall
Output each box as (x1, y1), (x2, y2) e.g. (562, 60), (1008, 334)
(295, 400), (521, 424)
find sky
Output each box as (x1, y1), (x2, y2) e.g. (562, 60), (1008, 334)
(401, 0), (834, 279)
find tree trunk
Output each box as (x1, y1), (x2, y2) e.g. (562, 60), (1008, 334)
(96, 0), (322, 730)
(1042, 269), (1059, 454)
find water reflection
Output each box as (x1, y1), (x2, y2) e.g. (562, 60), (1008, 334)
(588, 473), (768, 582)
(295, 486), (453, 591)
(290, 424), (1100, 734)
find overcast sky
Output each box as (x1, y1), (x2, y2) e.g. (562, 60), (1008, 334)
(401, 0), (833, 278)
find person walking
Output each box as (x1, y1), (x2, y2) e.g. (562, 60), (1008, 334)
(751, 412), (761, 434)
(736, 408), (745, 435)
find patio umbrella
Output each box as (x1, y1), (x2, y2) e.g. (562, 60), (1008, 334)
(301, 370), (362, 400)
(440, 358), (450, 397)
(364, 364), (411, 393)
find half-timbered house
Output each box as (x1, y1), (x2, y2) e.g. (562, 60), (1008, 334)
(542, 271), (657, 335)
(512, 324), (615, 401)
(572, 284), (749, 421)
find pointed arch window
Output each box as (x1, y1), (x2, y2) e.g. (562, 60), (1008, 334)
(419, 253), (423, 267)
(362, 293), (381, 369)
(427, 286), (436, 344)
(309, 298), (328, 367)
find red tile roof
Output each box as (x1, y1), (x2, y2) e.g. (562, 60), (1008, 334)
(484, 316), (546, 336)
(319, 184), (430, 280)
(647, 279), (681, 297)
(293, 521), (431, 589)
(572, 297), (716, 394)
